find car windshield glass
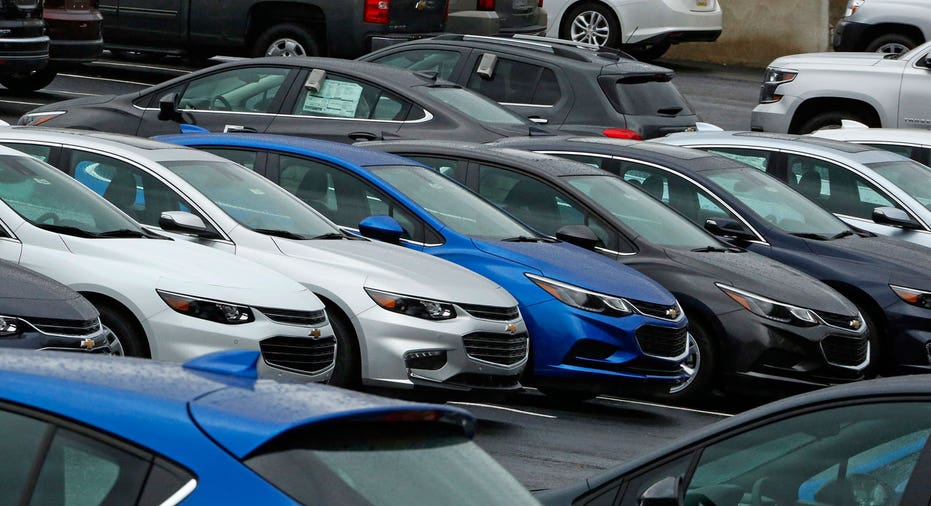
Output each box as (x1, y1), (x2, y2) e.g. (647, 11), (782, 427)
(866, 159), (931, 211)
(610, 76), (693, 116)
(160, 159), (338, 239)
(367, 165), (536, 240)
(564, 175), (721, 249)
(0, 153), (144, 237)
(706, 168), (849, 237)
(424, 87), (531, 126)
(246, 422), (539, 506)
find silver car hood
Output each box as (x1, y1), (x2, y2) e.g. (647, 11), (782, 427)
(272, 237), (517, 307)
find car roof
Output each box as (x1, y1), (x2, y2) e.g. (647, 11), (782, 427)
(0, 350), (472, 459)
(811, 126), (931, 146)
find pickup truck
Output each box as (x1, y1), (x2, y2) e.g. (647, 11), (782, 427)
(98, 0), (449, 59)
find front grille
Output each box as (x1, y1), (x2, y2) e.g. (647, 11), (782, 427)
(463, 332), (528, 366)
(815, 310), (863, 331)
(821, 334), (869, 368)
(257, 307), (327, 326)
(636, 325), (688, 358)
(28, 317), (100, 336)
(260, 336), (336, 374)
(458, 303), (520, 321)
(629, 300), (680, 320)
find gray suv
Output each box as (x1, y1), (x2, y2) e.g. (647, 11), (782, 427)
(834, 0), (931, 55)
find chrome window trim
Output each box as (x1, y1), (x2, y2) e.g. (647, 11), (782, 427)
(133, 107), (435, 124)
(500, 102), (555, 108)
(159, 479), (198, 506)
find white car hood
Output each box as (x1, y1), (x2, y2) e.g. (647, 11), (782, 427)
(272, 238), (517, 308)
(772, 51), (888, 68)
(60, 236), (319, 310)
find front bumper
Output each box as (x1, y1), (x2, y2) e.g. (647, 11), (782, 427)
(44, 9), (104, 63)
(4, 326), (113, 354)
(354, 304), (528, 391)
(142, 307), (335, 383)
(751, 94), (800, 133)
(832, 19), (870, 52)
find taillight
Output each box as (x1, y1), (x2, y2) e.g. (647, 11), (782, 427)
(538, 0), (543, 7)
(602, 128), (642, 140)
(364, 0), (390, 24)
(478, 0), (495, 10)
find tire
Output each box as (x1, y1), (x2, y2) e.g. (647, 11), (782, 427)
(95, 304), (150, 358)
(537, 385), (600, 403)
(625, 41), (671, 61)
(855, 305), (882, 377)
(0, 68), (58, 93)
(865, 33), (919, 56)
(252, 23), (320, 58)
(560, 2), (620, 48)
(796, 110), (871, 134)
(324, 305), (361, 388)
(653, 321), (715, 404)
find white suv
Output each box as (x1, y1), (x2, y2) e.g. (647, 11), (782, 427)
(543, 0), (721, 60)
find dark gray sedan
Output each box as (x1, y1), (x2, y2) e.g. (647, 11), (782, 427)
(18, 57), (547, 144)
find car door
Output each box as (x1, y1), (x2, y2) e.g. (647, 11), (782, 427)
(897, 48), (931, 128)
(104, 0), (184, 46)
(266, 69), (410, 143)
(136, 65), (298, 137)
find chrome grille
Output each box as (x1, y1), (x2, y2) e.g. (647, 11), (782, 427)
(815, 310), (863, 331)
(260, 336), (336, 374)
(28, 318), (101, 336)
(821, 334), (869, 368)
(463, 332), (528, 366)
(636, 325), (687, 358)
(458, 303), (520, 321)
(257, 307), (327, 326)
(629, 300), (680, 320)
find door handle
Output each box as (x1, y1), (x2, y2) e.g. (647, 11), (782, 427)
(528, 116), (549, 125)
(223, 125), (258, 133)
(349, 131), (378, 142)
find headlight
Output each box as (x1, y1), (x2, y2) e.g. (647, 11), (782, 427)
(845, 0), (865, 16)
(890, 285), (931, 309)
(18, 111), (66, 126)
(157, 290), (254, 324)
(526, 274), (633, 317)
(0, 316), (21, 337)
(759, 67), (798, 104)
(717, 284), (818, 326)
(365, 288), (456, 321)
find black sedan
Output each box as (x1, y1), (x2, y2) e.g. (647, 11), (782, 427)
(540, 375), (931, 505)
(17, 57), (547, 144)
(492, 136), (931, 379)
(360, 140), (870, 402)
(1, 260), (114, 354)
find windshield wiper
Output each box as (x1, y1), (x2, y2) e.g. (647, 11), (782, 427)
(34, 223), (99, 238)
(790, 232), (829, 241)
(96, 229), (147, 238)
(253, 228), (309, 240)
(829, 230), (857, 240)
(690, 245), (731, 252)
(310, 232), (345, 240)
(502, 235), (544, 243)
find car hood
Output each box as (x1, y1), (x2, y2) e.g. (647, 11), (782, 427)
(664, 249), (857, 315)
(59, 236), (319, 310)
(810, 235), (931, 289)
(29, 94), (117, 113)
(272, 237), (517, 307)
(471, 239), (676, 305)
(771, 51), (887, 68)
(0, 261), (99, 321)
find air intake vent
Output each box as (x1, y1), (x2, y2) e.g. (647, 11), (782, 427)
(458, 304), (520, 321)
(463, 332), (528, 366)
(260, 336), (336, 374)
(257, 307), (327, 326)
(636, 325), (687, 358)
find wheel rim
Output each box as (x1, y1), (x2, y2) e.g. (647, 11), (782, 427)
(266, 38), (306, 57)
(104, 327), (125, 357)
(876, 42), (910, 55)
(669, 334), (700, 394)
(570, 10), (610, 46)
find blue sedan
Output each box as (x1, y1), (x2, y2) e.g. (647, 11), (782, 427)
(0, 349), (537, 504)
(158, 133), (691, 401)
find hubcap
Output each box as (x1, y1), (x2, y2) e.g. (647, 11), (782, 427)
(669, 334), (700, 394)
(104, 327), (125, 357)
(570, 10), (610, 46)
(876, 42), (910, 55)
(266, 38), (306, 57)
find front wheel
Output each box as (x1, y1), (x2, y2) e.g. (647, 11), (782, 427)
(95, 304), (150, 358)
(796, 110), (872, 134)
(252, 23), (320, 58)
(654, 322), (716, 404)
(0, 68), (58, 93)
(324, 307), (360, 388)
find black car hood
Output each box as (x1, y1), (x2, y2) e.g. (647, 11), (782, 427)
(664, 248), (858, 315)
(0, 262), (99, 321)
(30, 94), (117, 113)
(808, 235), (931, 288)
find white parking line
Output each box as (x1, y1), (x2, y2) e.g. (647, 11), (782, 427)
(89, 60), (190, 74)
(597, 396), (732, 417)
(450, 402), (558, 419)
(59, 73), (154, 87)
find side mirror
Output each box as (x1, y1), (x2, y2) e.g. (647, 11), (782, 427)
(639, 476), (683, 506)
(158, 93), (182, 122)
(704, 218), (755, 241)
(872, 206), (922, 229)
(358, 215), (404, 245)
(556, 225), (599, 250)
(160, 211), (212, 237)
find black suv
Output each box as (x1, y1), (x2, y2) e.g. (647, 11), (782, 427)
(361, 34), (697, 139)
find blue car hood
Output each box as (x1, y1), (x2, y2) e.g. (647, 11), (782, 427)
(809, 235), (931, 287)
(471, 239), (676, 305)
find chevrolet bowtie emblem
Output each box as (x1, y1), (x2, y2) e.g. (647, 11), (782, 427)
(414, 0), (427, 9)
(666, 308), (679, 319)
(310, 328), (321, 338)
(850, 319), (861, 330)
(80, 339), (95, 350)
(505, 324), (517, 334)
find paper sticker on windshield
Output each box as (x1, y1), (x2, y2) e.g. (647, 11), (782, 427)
(301, 80), (363, 118)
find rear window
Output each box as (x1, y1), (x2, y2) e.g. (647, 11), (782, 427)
(246, 422), (538, 506)
(606, 75), (692, 116)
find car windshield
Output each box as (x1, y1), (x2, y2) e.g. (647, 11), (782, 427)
(246, 422), (539, 506)
(424, 87), (531, 126)
(366, 165), (536, 240)
(0, 153), (144, 237)
(160, 159), (339, 239)
(564, 175), (722, 249)
(866, 159), (931, 211)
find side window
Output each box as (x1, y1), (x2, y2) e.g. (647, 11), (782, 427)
(278, 155), (425, 241)
(293, 74), (409, 121)
(621, 165), (733, 225)
(616, 454), (694, 506)
(3, 143), (53, 163)
(707, 148), (773, 172)
(372, 49), (462, 81)
(200, 148), (259, 171)
(0, 409), (51, 503)
(68, 151), (193, 227)
(406, 155), (467, 183)
(477, 164), (613, 248)
(466, 57), (561, 105)
(178, 66), (291, 113)
(786, 154), (901, 219)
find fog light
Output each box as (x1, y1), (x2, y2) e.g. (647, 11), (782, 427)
(404, 350), (447, 370)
